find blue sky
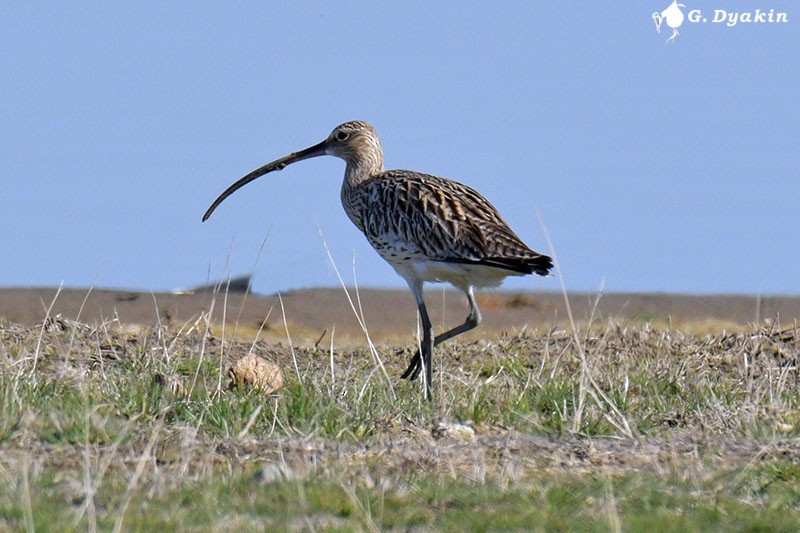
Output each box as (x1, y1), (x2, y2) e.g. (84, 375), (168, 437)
(2, 2), (798, 295)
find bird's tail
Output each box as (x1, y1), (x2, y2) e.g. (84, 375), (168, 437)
(451, 254), (554, 276)
(502, 254), (554, 276)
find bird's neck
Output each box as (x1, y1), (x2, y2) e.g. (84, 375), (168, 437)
(340, 162), (379, 231)
(344, 155), (384, 187)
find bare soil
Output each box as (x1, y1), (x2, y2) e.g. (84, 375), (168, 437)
(1, 286), (798, 341)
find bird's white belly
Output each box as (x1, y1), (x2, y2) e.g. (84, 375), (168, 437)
(366, 229), (526, 290)
(388, 257), (522, 290)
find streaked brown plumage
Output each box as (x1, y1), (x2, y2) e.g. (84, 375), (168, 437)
(203, 121), (552, 400)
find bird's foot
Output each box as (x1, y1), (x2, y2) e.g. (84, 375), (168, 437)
(667, 29), (679, 43)
(400, 350), (422, 381)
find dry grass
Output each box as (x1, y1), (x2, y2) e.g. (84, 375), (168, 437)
(1, 292), (799, 530)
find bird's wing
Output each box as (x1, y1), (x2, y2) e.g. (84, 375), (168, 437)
(361, 171), (552, 275)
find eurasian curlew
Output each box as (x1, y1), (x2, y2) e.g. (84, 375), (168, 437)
(203, 121), (553, 400)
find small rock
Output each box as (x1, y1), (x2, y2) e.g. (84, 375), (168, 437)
(432, 420), (476, 440)
(229, 354), (285, 394)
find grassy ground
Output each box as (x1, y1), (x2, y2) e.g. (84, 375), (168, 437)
(1, 306), (799, 531)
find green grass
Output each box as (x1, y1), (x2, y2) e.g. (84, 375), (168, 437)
(3, 458), (799, 531)
(1, 316), (800, 531)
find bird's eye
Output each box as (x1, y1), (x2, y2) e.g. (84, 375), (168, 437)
(336, 131), (349, 141)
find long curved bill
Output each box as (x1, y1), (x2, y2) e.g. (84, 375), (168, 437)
(202, 139), (328, 222)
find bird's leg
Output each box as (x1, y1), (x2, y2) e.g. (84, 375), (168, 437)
(401, 286), (482, 382)
(667, 28), (679, 43)
(417, 298), (434, 401)
(401, 280), (435, 400)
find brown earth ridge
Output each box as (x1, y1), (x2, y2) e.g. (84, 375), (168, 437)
(2, 287), (798, 342)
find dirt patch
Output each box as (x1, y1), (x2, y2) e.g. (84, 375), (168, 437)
(2, 287), (798, 343)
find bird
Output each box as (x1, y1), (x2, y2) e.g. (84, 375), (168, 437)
(202, 121), (553, 400)
(652, 1), (686, 43)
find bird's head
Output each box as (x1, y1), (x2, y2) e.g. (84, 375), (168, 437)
(201, 120), (384, 222)
(652, 12), (663, 32)
(323, 121), (384, 172)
